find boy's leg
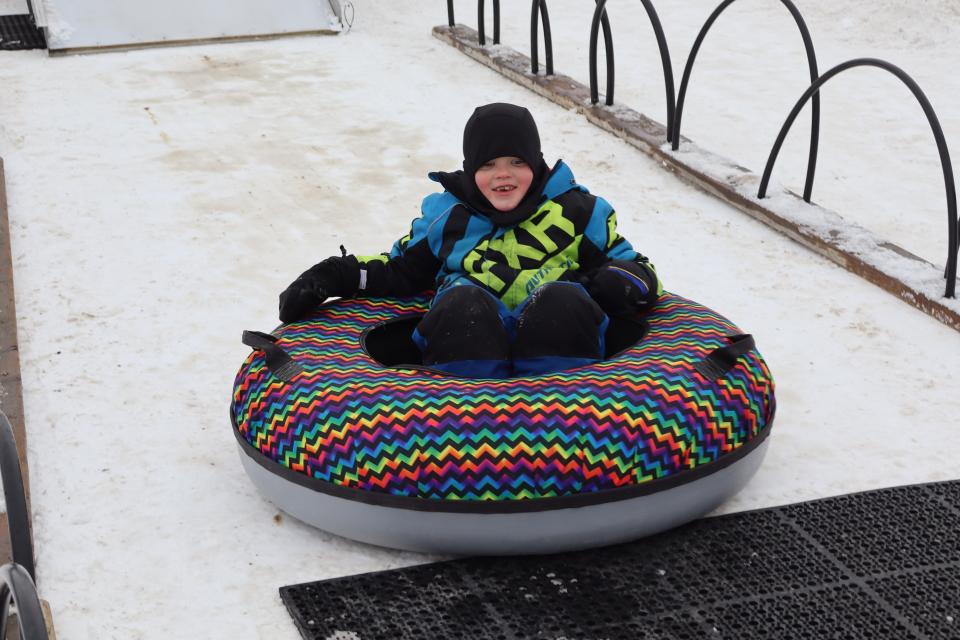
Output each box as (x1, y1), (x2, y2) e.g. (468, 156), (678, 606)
(512, 281), (608, 377)
(412, 283), (511, 378)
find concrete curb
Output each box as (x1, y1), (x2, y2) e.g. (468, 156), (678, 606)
(433, 24), (960, 333)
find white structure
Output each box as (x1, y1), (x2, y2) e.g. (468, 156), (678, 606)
(0, 0), (29, 16)
(33, 0), (342, 52)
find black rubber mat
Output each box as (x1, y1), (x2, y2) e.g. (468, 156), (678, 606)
(0, 14), (45, 50)
(280, 480), (960, 639)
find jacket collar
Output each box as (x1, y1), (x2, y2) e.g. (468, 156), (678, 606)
(428, 160), (584, 225)
(541, 160), (585, 201)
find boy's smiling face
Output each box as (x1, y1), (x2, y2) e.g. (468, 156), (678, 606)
(474, 156), (534, 212)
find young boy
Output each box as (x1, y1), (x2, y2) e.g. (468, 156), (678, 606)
(278, 102), (661, 378)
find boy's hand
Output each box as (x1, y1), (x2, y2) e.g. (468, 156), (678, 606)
(278, 256), (360, 323)
(278, 283), (328, 323)
(587, 259), (659, 317)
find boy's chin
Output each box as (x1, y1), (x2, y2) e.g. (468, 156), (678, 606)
(490, 196), (525, 212)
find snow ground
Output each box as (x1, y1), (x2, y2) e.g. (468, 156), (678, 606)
(0, 1), (958, 638)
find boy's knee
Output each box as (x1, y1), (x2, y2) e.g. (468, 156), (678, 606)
(432, 284), (499, 315)
(415, 285), (509, 367)
(515, 282), (606, 360)
(522, 282), (604, 324)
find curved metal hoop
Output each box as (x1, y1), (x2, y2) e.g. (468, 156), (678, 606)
(447, 0), (455, 27)
(673, 0), (820, 203)
(758, 58), (959, 299)
(478, 0), (484, 44)
(588, 1), (615, 106)
(0, 412), (35, 581)
(477, 0), (500, 46)
(531, 0), (554, 75)
(589, 0), (676, 141)
(0, 564), (48, 640)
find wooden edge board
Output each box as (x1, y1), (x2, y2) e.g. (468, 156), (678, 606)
(0, 159), (37, 563)
(433, 24), (960, 332)
(47, 28), (340, 57)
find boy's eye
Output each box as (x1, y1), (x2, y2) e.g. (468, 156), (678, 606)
(511, 159), (528, 166)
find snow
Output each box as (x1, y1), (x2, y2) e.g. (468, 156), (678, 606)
(0, 1), (957, 638)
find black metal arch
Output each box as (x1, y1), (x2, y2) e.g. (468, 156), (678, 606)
(588, 1), (615, 106)
(0, 413), (45, 638)
(0, 412), (34, 581)
(758, 58), (959, 299)
(589, 0), (676, 142)
(477, 0), (501, 46)
(0, 563), (48, 640)
(530, 0), (554, 75)
(673, 0), (820, 203)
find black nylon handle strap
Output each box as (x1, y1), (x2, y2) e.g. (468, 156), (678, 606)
(692, 334), (756, 380)
(242, 330), (304, 383)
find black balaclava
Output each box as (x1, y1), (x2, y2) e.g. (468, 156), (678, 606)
(435, 103), (553, 226)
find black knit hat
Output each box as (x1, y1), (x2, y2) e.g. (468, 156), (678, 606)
(462, 103), (544, 175)
(456, 103), (552, 225)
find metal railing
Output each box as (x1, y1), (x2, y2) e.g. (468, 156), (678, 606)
(588, 0), (675, 142)
(439, 1), (959, 299)
(451, 1), (553, 73)
(758, 58), (959, 298)
(0, 412), (33, 580)
(530, 0), (553, 75)
(0, 411), (47, 639)
(588, 1), (615, 105)
(477, 0), (500, 46)
(0, 564), (47, 640)
(672, 0), (820, 203)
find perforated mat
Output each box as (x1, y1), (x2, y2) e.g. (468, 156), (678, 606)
(280, 480), (960, 639)
(0, 15), (45, 50)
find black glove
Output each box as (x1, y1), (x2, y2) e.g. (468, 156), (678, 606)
(278, 285), (326, 324)
(278, 256), (360, 323)
(587, 259), (659, 317)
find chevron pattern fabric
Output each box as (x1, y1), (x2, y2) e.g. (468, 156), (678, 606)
(232, 293), (775, 502)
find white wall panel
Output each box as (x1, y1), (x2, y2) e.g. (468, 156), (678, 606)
(0, 0), (29, 16)
(42, 0), (340, 51)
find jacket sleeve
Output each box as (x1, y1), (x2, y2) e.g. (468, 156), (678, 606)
(579, 196), (663, 297)
(354, 196), (446, 297)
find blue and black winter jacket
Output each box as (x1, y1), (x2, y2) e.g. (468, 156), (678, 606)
(356, 160), (661, 309)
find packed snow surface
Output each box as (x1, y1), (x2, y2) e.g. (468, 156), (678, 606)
(0, 1), (958, 638)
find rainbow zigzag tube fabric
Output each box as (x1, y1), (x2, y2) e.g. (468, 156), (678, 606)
(231, 293), (775, 504)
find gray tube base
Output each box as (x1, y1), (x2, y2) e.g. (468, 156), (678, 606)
(238, 439), (769, 556)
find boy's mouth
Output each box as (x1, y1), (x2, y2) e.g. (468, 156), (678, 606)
(492, 185), (516, 193)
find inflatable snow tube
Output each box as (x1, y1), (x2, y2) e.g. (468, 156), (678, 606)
(231, 292), (775, 555)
